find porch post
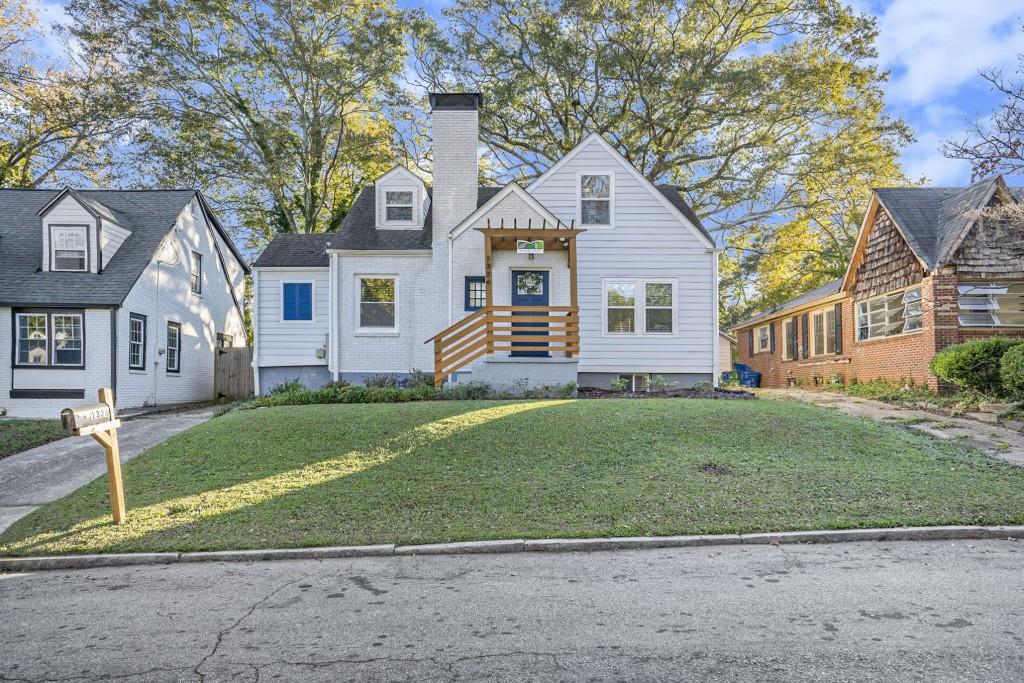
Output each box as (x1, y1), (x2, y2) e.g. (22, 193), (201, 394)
(568, 235), (578, 358)
(484, 232), (493, 307)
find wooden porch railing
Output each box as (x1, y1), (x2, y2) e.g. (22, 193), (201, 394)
(425, 306), (580, 388)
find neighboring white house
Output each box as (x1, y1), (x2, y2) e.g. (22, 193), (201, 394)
(0, 188), (248, 418)
(252, 93), (720, 393)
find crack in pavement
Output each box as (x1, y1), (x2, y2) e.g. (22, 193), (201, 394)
(193, 577), (302, 682)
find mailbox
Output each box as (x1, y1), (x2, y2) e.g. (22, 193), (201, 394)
(60, 403), (113, 433)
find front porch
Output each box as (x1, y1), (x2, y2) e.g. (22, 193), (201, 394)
(429, 222), (584, 388)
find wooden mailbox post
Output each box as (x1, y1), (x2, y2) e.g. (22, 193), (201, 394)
(60, 388), (126, 524)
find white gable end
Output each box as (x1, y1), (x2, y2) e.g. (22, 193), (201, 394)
(374, 165), (428, 230)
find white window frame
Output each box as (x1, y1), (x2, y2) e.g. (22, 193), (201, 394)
(601, 278), (678, 337)
(190, 250), (203, 295)
(165, 321), (181, 374)
(50, 224), (89, 272)
(810, 307), (837, 357)
(782, 318), (797, 361)
(381, 188), (417, 227)
(280, 281), (316, 324)
(355, 275), (399, 335)
(957, 282), (1024, 327)
(15, 313), (49, 366)
(577, 171), (615, 229)
(755, 324), (770, 353)
(617, 373), (652, 392)
(129, 313), (146, 371)
(50, 313), (84, 367)
(856, 286), (923, 341)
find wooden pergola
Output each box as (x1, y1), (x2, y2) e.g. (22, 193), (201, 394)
(475, 218), (585, 310)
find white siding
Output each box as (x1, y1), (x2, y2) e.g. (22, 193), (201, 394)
(41, 195), (98, 273)
(336, 255), (434, 374)
(101, 220), (132, 268)
(117, 200), (247, 407)
(254, 269), (330, 368)
(375, 167), (428, 229)
(528, 137), (716, 374)
(1, 308), (113, 419)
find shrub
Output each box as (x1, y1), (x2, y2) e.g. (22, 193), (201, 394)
(254, 383), (438, 407)
(440, 381), (494, 400)
(1001, 344), (1024, 400)
(269, 379), (305, 395)
(692, 380), (714, 391)
(930, 338), (1024, 395)
(609, 378), (630, 392)
(649, 375), (678, 391)
(363, 373), (400, 388)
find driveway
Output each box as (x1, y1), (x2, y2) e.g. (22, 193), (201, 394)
(0, 409), (213, 533)
(0, 539), (1021, 681)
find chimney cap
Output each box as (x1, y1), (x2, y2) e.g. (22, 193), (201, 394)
(429, 92), (482, 111)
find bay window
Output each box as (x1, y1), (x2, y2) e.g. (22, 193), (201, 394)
(957, 283), (1024, 327)
(857, 287), (922, 340)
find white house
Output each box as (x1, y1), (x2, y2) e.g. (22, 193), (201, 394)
(252, 93), (719, 392)
(0, 188), (248, 418)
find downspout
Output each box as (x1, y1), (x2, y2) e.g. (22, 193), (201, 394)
(447, 234), (454, 326)
(110, 308), (117, 404)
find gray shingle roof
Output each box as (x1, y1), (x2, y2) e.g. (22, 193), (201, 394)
(874, 177), (1005, 269)
(732, 278), (844, 330)
(0, 189), (220, 307)
(255, 183), (710, 266)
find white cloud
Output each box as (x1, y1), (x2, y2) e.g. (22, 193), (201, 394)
(25, 0), (73, 61)
(869, 0), (1024, 106)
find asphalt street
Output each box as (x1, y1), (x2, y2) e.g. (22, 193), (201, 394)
(1, 539), (1022, 682)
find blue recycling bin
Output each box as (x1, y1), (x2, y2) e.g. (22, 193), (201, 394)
(733, 363), (761, 388)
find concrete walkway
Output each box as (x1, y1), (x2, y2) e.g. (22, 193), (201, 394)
(765, 388), (1024, 467)
(1, 539), (1021, 681)
(0, 409), (213, 533)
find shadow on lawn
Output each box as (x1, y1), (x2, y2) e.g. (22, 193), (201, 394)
(0, 400), (577, 554)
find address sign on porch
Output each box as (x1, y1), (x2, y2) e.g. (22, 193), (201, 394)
(516, 239), (544, 254)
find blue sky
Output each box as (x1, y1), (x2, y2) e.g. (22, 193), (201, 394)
(29, 0), (1024, 187)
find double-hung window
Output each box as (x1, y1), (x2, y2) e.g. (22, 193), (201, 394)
(129, 313), (147, 370)
(15, 311), (83, 367)
(385, 191), (414, 222)
(811, 308), (836, 356)
(190, 251), (202, 294)
(604, 280), (676, 335)
(166, 321), (181, 374)
(359, 277), (397, 331)
(957, 283), (1024, 327)
(783, 319), (797, 360)
(857, 287), (922, 340)
(282, 282), (313, 321)
(51, 225), (88, 271)
(756, 324), (770, 353)
(465, 276), (486, 311)
(579, 173), (612, 227)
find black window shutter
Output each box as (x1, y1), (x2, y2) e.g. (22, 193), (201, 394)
(801, 313), (809, 359)
(790, 316), (799, 360)
(769, 322), (776, 354)
(747, 329), (754, 356)
(834, 302), (843, 355)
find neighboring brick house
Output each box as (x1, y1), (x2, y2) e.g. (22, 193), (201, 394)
(732, 175), (1024, 390)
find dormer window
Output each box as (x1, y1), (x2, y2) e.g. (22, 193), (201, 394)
(51, 225), (88, 271)
(385, 191), (414, 222)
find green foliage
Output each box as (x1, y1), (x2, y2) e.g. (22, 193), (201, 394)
(269, 379), (306, 396)
(839, 378), (982, 413)
(1000, 344), (1024, 400)
(0, 419), (66, 459)
(609, 378), (630, 392)
(930, 339), (1024, 396)
(692, 381), (714, 392)
(649, 375), (678, 391)
(256, 383), (439, 407)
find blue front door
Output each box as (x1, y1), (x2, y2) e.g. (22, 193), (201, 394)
(511, 270), (549, 357)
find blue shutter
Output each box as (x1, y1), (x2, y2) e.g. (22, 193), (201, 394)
(298, 283), (312, 320)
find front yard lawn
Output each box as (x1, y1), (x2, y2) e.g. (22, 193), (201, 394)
(0, 419), (66, 460)
(2, 398), (1023, 556)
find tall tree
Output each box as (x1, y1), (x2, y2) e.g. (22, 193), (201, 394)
(416, 0), (912, 324)
(944, 41), (1024, 180)
(67, 0), (418, 244)
(0, 0), (138, 187)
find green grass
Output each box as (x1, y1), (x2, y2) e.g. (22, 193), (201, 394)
(0, 419), (66, 460)
(2, 398), (1023, 557)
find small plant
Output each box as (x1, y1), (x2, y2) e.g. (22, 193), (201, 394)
(269, 379), (305, 395)
(404, 369), (435, 388)
(363, 373), (401, 388)
(609, 378), (630, 392)
(829, 373), (844, 386)
(692, 380), (714, 392)
(649, 375), (678, 391)
(440, 381), (494, 400)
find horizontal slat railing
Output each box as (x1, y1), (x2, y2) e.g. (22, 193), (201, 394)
(427, 306), (580, 387)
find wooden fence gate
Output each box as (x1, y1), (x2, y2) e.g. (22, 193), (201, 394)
(215, 347), (255, 399)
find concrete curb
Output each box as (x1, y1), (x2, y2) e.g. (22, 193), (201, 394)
(2, 525), (1022, 573)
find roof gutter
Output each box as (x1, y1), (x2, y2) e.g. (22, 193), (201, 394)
(731, 290), (846, 333)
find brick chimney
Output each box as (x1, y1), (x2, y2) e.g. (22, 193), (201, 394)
(429, 93), (481, 239)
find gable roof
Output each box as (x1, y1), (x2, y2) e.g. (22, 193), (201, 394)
(731, 278), (844, 331)
(449, 183), (565, 239)
(0, 189), (243, 307)
(526, 133), (717, 249)
(252, 234), (336, 268)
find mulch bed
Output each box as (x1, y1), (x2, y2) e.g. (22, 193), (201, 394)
(577, 386), (756, 400)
